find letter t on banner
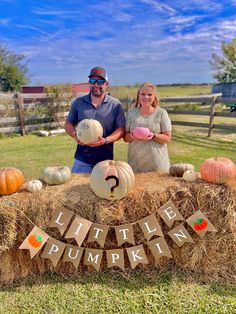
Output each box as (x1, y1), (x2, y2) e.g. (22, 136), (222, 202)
(115, 224), (135, 246)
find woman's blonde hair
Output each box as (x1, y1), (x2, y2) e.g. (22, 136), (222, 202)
(134, 82), (160, 108)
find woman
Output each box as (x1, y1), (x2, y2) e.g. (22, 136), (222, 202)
(123, 82), (172, 173)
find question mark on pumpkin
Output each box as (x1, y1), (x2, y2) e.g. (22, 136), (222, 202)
(105, 175), (119, 198)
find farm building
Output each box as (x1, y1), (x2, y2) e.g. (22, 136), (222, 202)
(212, 82), (236, 112)
(21, 83), (90, 94)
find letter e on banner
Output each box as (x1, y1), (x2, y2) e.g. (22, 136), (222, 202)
(158, 201), (184, 228)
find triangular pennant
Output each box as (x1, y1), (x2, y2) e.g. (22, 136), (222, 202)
(41, 237), (66, 267)
(186, 210), (217, 238)
(106, 249), (125, 270)
(158, 200), (184, 228)
(48, 208), (74, 236)
(64, 216), (92, 246)
(168, 224), (194, 247)
(115, 223), (135, 246)
(126, 245), (148, 269)
(19, 226), (49, 258)
(87, 223), (109, 247)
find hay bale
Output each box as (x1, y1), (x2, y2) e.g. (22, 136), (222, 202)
(0, 173), (235, 284)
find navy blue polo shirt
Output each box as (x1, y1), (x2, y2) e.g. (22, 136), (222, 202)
(67, 93), (126, 165)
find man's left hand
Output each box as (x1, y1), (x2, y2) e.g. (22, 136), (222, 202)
(86, 136), (106, 147)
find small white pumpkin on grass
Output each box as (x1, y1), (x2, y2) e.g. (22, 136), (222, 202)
(26, 180), (43, 192)
(76, 119), (103, 144)
(182, 170), (198, 182)
(42, 166), (71, 185)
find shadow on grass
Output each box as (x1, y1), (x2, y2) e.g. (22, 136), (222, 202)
(1, 267), (235, 298)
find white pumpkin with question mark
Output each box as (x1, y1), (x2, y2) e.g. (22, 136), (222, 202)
(90, 160), (135, 200)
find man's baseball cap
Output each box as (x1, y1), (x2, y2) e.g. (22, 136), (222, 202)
(88, 66), (108, 81)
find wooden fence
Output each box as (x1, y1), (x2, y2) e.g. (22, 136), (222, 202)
(0, 92), (236, 137)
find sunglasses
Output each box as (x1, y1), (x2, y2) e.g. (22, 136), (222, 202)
(89, 78), (106, 85)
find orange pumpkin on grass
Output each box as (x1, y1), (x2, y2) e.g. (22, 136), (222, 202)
(200, 157), (236, 184)
(0, 167), (25, 195)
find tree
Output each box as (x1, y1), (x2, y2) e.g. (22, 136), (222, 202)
(210, 38), (236, 83)
(0, 45), (29, 92)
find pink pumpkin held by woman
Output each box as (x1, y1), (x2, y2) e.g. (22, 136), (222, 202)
(132, 127), (152, 139)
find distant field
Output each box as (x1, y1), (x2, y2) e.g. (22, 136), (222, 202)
(108, 84), (211, 99)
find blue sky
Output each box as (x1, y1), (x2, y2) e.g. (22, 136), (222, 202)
(0, 0), (236, 85)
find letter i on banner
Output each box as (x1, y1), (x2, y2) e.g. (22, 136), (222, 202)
(126, 245), (148, 269)
(19, 226), (49, 258)
(41, 237), (66, 267)
(48, 208), (74, 236)
(64, 216), (92, 246)
(147, 237), (172, 262)
(106, 249), (125, 270)
(158, 200), (184, 228)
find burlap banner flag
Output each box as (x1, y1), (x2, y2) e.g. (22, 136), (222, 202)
(158, 200), (184, 228)
(126, 245), (148, 269)
(186, 210), (217, 238)
(19, 226), (49, 258)
(168, 224), (194, 247)
(41, 237), (66, 267)
(138, 214), (163, 241)
(48, 208), (74, 236)
(87, 223), (109, 247)
(64, 216), (92, 246)
(115, 223), (135, 246)
(84, 248), (103, 271)
(106, 249), (125, 270)
(147, 237), (172, 261)
(62, 244), (84, 268)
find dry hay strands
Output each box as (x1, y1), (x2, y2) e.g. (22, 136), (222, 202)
(0, 172), (236, 284)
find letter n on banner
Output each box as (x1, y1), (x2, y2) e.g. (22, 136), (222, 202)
(48, 208), (74, 236)
(106, 249), (124, 270)
(62, 244), (84, 268)
(158, 200), (184, 228)
(147, 237), (172, 262)
(138, 214), (163, 241)
(41, 237), (66, 267)
(19, 226), (49, 258)
(64, 216), (92, 246)
(168, 224), (194, 247)
(126, 245), (148, 269)
(84, 248), (103, 271)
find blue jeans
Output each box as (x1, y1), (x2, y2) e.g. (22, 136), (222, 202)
(71, 159), (94, 174)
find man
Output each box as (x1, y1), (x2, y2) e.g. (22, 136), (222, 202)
(65, 66), (126, 173)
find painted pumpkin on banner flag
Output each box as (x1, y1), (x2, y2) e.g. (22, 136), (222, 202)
(90, 160), (135, 200)
(28, 233), (43, 248)
(0, 167), (25, 195)
(200, 157), (236, 184)
(76, 119), (103, 144)
(42, 166), (71, 185)
(194, 218), (208, 231)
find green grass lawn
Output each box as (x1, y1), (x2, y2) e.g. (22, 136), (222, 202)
(0, 129), (236, 313)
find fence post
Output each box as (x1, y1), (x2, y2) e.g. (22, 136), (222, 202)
(14, 92), (26, 136)
(207, 96), (218, 138)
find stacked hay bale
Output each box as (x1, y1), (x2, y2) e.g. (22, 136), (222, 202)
(0, 173), (235, 283)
